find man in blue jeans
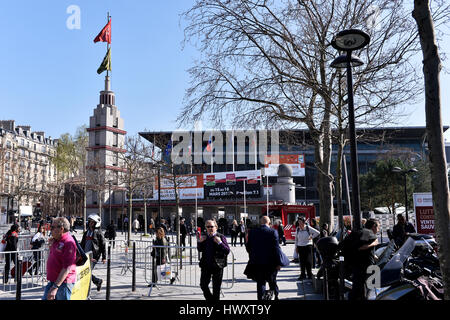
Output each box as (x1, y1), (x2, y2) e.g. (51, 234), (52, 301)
(43, 217), (77, 300)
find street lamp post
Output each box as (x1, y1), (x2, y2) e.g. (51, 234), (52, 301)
(392, 166), (418, 222)
(331, 29), (370, 232)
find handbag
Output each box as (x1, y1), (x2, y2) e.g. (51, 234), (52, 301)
(157, 263), (172, 281)
(0, 237), (6, 252)
(72, 235), (88, 267)
(277, 246), (290, 267)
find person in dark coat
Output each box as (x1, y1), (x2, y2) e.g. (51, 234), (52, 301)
(2, 224), (20, 284)
(277, 221), (286, 246)
(180, 218), (187, 249)
(392, 214), (416, 247)
(80, 214), (106, 292)
(197, 219), (230, 301)
(105, 220), (117, 248)
(150, 227), (169, 284)
(244, 216), (281, 300)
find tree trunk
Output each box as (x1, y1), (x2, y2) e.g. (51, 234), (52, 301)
(311, 128), (334, 231)
(413, 0), (450, 300)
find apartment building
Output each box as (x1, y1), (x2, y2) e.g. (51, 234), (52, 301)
(0, 120), (58, 219)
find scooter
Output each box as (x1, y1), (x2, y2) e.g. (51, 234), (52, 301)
(366, 237), (443, 300)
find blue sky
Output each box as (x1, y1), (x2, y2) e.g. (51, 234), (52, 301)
(0, 1), (449, 141)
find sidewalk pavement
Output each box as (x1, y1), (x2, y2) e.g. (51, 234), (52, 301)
(0, 227), (325, 300)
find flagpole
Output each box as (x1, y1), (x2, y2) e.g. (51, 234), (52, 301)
(254, 132), (257, 171)
(232, 130), (235, 172)
(106, 12), (110, 78)
(190, 132), (193, 174)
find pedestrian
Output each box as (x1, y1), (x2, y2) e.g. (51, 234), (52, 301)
(197, 219), (230, 301)
(80, 214), (106, 292)
(2, 224), (20, 284)
(150, 227), (169, 284)
(160, 219), (168, 234)
(320, 223), (329, 238)
(180, 218), (187, 249)
(239, 220), (246, 246)
(230, 220), (239, 246)
(392, 214), (416, 247)
(42, 217), (77, 300)
(149, 218), (155, 236)
(295, 217), (320, 280)
(31, 224), (47, 275)
(69, 216), (76, 232)
(349, 218), (380, 300)
(133, 217), (140, 235)
(244, 216), (282, 300)
(123, 216), (129, 234)
(105, 220), (117, 249)
(310, 218), (319, 268)
(26, 217), (32, 231)
(277, 221), (286, 246)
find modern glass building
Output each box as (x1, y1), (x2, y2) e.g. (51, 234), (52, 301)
(136, 126), (447, 222)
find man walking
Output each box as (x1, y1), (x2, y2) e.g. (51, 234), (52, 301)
(180, 218), (187, 249)
(81, 214), (106, 292)
(244, 216), (282, 300)
(42, 217), (77, 300)
(133, 217), (140, 235)
(197, 219), (230, 301)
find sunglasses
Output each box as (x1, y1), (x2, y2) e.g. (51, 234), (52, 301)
(50, 225), (61, 230)
(206, 226), (215, 228)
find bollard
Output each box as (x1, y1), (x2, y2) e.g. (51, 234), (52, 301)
(106, 244), (111, 300)
(132, 242), (136, 292)
(16, 257), (23, 300)
(189, 234), (192, 265)
(339, 256), (345, 300)
(323, 265), (330, 300)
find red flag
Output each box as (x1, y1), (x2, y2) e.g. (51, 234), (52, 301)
(94, 19), (111, 44)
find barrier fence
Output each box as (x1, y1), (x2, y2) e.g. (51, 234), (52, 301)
(144, 244), (235, 297)
(0, 248), (48, 294)
(1, 234), (235, 299)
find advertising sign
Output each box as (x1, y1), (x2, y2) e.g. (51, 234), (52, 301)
(153, 174), (204, 200)
(70, 258), (91, 300)
(203, 170), (261, 199)
(413, 192), (434, 235)
(264, 154), (305, 176)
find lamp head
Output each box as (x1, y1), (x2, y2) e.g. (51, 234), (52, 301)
(331, 29), (370, 51)
(331, 54), (365, 69)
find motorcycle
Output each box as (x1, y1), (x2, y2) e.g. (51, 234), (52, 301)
(367, 236), (443, 300)
(317, 232), (443, 300)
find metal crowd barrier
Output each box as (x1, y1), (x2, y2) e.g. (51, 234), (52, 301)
(143, 244), (235, 297)
(0, 248), (48, 294)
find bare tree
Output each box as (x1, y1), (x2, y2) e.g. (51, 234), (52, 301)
(413, 0), (450, 299)
(179, 0), (449, 228)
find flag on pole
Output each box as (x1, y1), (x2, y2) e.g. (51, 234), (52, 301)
(94, 19), (111, 44)
(97, 48), (111, 74)
(206, 136), (212, 152)
(164, 139), (172, 156)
